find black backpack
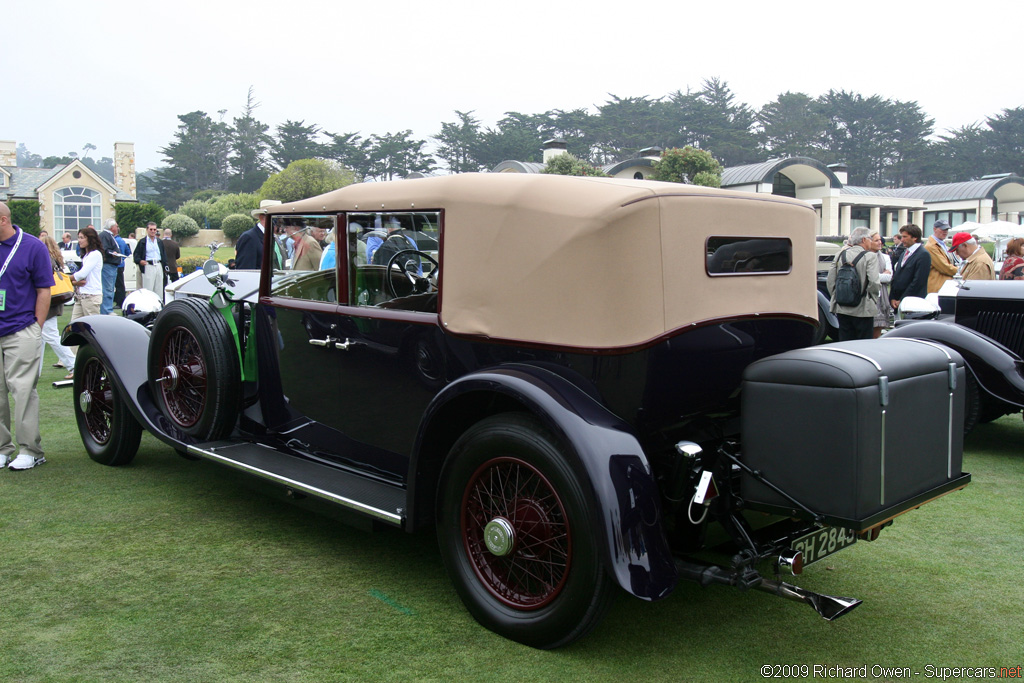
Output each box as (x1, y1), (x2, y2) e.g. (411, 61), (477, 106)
(834, 249), (868, 306)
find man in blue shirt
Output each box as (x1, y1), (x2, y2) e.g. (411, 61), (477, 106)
(0, 201), (53, 471)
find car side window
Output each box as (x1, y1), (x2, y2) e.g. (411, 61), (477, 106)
(347, 211), (440, 312)
(268, 215), (338, 303)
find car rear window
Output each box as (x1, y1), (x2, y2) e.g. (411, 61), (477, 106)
(705, 236), (792, 275)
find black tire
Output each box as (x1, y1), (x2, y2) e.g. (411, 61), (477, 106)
(148, 297), (241, 440)
(813, 307), (829, 345)
(74, 345), (143, 466)
(437, 413), (614, 649)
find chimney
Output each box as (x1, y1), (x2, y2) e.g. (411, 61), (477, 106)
(639, 146), (663, 159)
(542, 138), (568, 164)
(827, 162), (848, 185)
(0, 140), (16, 167)
(114, 142), (137, 199)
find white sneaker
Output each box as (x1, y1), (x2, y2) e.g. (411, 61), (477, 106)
(0, 454), (9, 468)
(8, 454), (44, 470)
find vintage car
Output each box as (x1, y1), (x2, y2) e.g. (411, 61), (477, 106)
(64, 174), (970, 649)
(888, 277), (1024, 432)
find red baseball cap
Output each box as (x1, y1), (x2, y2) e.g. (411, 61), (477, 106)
(948, 232), (972, 252)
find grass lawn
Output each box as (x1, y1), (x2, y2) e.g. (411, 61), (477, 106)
(3, 332), (1023, 681)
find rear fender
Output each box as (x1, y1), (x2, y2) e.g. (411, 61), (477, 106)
(62, 315), (199, 448)
(886, 321), (1024, 407)
(410, 364), (678, 601)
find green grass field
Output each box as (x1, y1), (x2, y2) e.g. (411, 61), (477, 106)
(2, 332), (1022, 681)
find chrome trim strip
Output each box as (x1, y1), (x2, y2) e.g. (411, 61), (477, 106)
(809, 347), (883, 372)
(187, 444), (403, 526)
(880, 409), (886, 505)
(895, 338), (957, 475)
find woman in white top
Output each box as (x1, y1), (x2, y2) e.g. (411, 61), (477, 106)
(871, 231), (894, 338)
(68, 226), (104, 373)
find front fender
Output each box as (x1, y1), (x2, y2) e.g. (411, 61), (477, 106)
(411, 364), (678, 601)
(62, 315), (198, 448)
(886, 321), (1024, 408)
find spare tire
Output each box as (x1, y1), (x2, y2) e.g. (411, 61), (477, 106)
(148, 297), (241, 440)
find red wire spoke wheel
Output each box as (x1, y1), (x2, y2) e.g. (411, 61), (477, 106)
(461, 456), (571, 609)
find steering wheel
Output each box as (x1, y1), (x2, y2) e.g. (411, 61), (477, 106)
(385, 249), (439, 298)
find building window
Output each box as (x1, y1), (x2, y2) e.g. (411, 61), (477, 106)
(923, 210), (976, 237)
(772, 173), (796, 198)
(53, 186), (102, 234)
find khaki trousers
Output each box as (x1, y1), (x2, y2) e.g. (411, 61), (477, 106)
(142, 264), (164, 300)
(0, 324), (44, 459)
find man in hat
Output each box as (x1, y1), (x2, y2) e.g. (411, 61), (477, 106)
(235, 199), (282, 270)
(949, 232), (996, 281)
(925, 219), (959, 293)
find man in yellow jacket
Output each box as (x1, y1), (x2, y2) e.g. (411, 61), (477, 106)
(925, 219), (958, 293)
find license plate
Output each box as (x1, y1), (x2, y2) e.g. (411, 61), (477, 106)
(792, 526), (857, 566)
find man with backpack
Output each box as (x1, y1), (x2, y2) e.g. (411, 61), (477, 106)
(827, 226), (881, 341)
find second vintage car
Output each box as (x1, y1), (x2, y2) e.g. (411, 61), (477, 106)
(65, 173), (969, 648)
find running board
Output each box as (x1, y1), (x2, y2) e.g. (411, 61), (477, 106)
(188, 440), (406, 527)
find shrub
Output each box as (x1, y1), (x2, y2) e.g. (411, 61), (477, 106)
(208, 194), (259, 231)
(221, 213), (255, 242)
(541, 153), (608, 177)
(161, 213), (200, 241)
(7, 200), (40, 234)
(116, 202), (166, 236)
(177, 199), (212, 229)
(651, 147), (723, 187)
(177, 255), (212, 274)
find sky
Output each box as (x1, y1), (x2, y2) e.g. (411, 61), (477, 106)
(5, 0), (1022, 172)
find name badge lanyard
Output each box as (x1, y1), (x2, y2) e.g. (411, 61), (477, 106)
(0, 227), (25, 283)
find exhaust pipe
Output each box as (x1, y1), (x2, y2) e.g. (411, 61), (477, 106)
(757, 578), (862, 621)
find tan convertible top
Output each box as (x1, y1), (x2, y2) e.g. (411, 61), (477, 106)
(277, 173), (818, 350)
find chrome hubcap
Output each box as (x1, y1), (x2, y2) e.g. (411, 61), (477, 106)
(483, 517), (515, 557)
(158, 364), (180, 391)
(78, 390), (92, 414)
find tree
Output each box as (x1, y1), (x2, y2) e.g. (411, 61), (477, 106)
(16, 143), (43, 167)
(362, 131), (435, 181)
(82, 143), (96, 160)
(7, 201), (40, 234)
(271, 120), (324, 169)
(756, 92), (828, 158)
(115, 202), (166, 235)
(984, 107), (1024, 177)
(931, 124), (991, 182)
(473, 112), (553, 170)
(651, 147), (723, 187)
(664, 79), (759, 167)
(258, 159), (357, 203)
(541, 153), (608, 177)
(434, 110), (483, 173)
(229, 87), (272, 193)
(151, 110), (232, 207)
(325, 132), (367, 177)
(590, 95), (667, 164)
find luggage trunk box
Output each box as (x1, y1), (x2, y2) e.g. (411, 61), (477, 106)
(740, 338), (968, 529)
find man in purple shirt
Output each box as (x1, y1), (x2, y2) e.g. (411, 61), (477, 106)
(0, 201), (53, 470)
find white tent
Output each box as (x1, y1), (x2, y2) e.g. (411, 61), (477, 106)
(955, 220), (1024, 239)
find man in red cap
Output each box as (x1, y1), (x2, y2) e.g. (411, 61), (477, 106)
(949, 232), (995, 281)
